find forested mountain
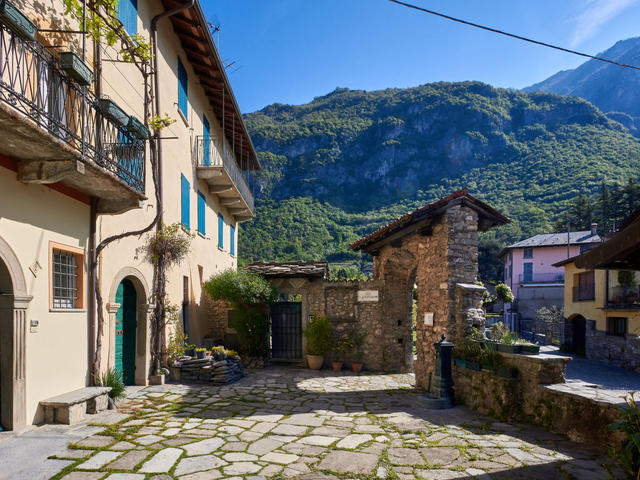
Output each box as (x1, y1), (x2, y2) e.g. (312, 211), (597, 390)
(239, 82), (640, 281)
(524, 37), (640, 135)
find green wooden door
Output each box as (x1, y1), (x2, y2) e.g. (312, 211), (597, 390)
(115, 278), (137, 385)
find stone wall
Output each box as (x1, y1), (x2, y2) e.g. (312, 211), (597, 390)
(453, 352), (625, 451)
(586, 319), (640, 373)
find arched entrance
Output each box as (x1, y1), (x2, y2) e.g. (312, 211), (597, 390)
(571, 315), (587, 357)
(115, 278), (137, 385)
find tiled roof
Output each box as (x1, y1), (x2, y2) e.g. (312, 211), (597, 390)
(506, 231), (602, 249)
(245, 261), (329, 279)
(350, 189), (509, 252)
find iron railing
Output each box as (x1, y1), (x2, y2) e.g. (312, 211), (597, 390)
(519, 272), (565, 284)
(194, 135), (254, 213)
(0, 22), (145, 192)
(607, 286), (640, 309)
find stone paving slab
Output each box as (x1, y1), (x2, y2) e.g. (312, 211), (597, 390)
(25, 367), (622, 480)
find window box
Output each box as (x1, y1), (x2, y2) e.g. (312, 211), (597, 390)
(127, 116), (149, 140)
(496, 343), (521, 354)
(453, 358), (466, 368)
(0, 0), (37, 40)
(465, 360), (481, 371)
(59, 51), (94, 86)
(519, 343), (539, 355)
(98, 97), (129, 127)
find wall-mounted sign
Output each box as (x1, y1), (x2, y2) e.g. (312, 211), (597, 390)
(424, 312), (434, 326)
(357, 290), (379, 302)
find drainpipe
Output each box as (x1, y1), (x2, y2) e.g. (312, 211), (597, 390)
(151, 0), (195, 227)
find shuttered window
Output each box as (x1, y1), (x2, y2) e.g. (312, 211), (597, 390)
(197, 191), (205, 235)
(181, 174), (190, 231)
(230, 224), (235, 257)
(178, 58), (188, 118)
(218, 213), (224, 249)
(118, 0), (137, 35)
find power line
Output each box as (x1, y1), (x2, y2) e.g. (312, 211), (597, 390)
(387, 0), (640, 72)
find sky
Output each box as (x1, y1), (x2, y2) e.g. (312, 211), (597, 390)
(202, 0), (640, 114)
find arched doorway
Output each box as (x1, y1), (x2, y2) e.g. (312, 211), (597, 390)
(115, 278), (137, 385)
(571, 315), (587, 357)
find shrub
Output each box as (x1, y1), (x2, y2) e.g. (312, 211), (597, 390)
(607, 393), (640, 479)
(495, 283), (514, 303)
(139, 223), (193, 266)
(204, 269), (278, 307)
(303, 315), (332, 355)
(229, 307), (270, 358)
(100, 367), (125, 399)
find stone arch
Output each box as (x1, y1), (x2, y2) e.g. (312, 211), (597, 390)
(107, 267), (151, 386)
(0, 235), (31, 430)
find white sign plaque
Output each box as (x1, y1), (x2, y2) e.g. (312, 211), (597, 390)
(424, 312), (434, 326)
(357, 290), (379, 302)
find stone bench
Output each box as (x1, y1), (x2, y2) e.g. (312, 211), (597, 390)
(40, 387), (111, 425)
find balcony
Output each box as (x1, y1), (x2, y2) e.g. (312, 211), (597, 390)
(194, 135), (254, 220)
(606, 286), (640, 310)
(519, 273), (565, 284)
(0, 21), (146, 214)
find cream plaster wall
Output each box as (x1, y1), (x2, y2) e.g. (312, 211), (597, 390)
(0, 166), (90, 424)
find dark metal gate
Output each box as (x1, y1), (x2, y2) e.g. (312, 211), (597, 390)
(271, 302), (302, 360)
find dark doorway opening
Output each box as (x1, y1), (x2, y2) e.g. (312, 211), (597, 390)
(571, 315), (587, 357)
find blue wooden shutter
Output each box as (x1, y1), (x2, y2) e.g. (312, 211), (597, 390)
(203, 114), (211, 166)
(197, 191), (205, 235)
(181, 174), (190, 231)
(118, 0), (137, 35)
(178, 58), (188, 118)
(218, 213), (224, 249)
(230, 224), (235, 256)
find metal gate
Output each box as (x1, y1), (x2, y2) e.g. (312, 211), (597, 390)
(271, 302), (302, 361)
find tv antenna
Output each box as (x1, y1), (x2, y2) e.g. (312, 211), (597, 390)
(208, 15), (221, 50)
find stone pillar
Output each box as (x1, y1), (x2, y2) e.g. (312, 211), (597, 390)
(106, 302), (120, 372)
(0, 294), (31, 430)
(136, 303), (151, 386)
(454, 283), (486, 344)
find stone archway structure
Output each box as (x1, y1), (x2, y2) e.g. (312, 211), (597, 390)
(0, 235), (32, 430)
(107, 267), (151, 386)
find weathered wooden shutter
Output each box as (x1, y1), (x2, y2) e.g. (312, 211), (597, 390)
(181, 174), (190, 231)
(198, 191), (205, 235)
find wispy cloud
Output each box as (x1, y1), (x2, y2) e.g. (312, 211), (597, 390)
(570, 0), (639, 47)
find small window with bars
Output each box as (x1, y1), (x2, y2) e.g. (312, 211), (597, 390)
(607, 317), (627, 337)
(523, 248), (534, 258)
(52, 249), (78, 309)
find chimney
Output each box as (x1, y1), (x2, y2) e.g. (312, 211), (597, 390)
(591, 223), (598, 236)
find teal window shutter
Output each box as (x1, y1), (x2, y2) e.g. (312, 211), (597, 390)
(203, 114), (211, 166)
(218, 213), (224, 249)
(230, 224), (235, 256)
(178, 58), (188, 118)
(118, 0), (137, 35)
(197, 191), (205, 235)
(181, 174), (190, 230)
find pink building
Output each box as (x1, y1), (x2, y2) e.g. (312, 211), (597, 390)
(499, 224), (601, 332)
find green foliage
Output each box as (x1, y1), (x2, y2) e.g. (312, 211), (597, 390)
(100, 367), (125, 399)
(229, 307), (270, 358)
(140, 223), (193, 268)
(149, 113), (176, 132)
(303, 315), (332, 355)
(329, 265), (367, 281)
(166, 303), (194, 365)
(203, 269), (278, 307)
(607, 393), (640, 479)
(619, 271), (638, 290)
(495, 283), (514, 303)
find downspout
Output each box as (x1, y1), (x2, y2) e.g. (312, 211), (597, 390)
(151, 0), (195, 228)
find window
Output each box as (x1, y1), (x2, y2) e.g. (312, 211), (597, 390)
(50, 242), (85, 310)
(523, 248), (533, 259)
(178, 57), (188, 119)
(218, 213), (224, 249)
(197, 191), (205, 235)
(230, 223), (235, 257)
(117, 0), (137, 35)
(523, 262), (533, 282)
(607, 317), (627, 337)
(574, 271), (595, 301)
(181, 174), (190, 231)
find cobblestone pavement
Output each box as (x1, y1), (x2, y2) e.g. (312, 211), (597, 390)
(47, 367), (620, 480)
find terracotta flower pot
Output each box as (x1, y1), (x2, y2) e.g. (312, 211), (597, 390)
(351, 362), (363, 373)
(331, 361), (343, 372)
(307, 354), (324, 370)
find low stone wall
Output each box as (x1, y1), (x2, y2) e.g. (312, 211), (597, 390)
(176, 356), (244, 385)
(453, 352), (625, 451)
(586, 319), (640, 373)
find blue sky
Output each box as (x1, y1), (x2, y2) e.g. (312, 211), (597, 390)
(203, 0), (640, 113)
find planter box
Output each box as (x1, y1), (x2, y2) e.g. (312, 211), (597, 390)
(520, 343), (540, 355)
(127, 116), (150, 139)
(98, 98), (129, 127)
(465, 361), (481, 371)
(195, 350), (207, 359)
(59, 51), (93, 86)
(0, 0), (37, 40)
(168, 366), (181, 382)
(149, 374), (165, 385)
(453, 358), (466, 368)
(496, 343), (521, 354)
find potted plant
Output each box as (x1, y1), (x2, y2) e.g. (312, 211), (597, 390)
(332, 334), (353, 372)
(303, 315), (332, 370)
(150, 367), (168, 385)
(195, 347), (207, 359)
(350, 331), (366, 373)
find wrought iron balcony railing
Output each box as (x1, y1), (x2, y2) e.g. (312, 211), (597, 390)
(194, 135), (254, 214)
(519, 272), (565, 284)
(0, 21), (145, 192)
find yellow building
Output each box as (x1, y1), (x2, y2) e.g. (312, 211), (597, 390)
(0, 0), (257, 428)
(555, 211), (640, 371)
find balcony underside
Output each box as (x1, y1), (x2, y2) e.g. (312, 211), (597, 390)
(0, 102), (145, 214)
(196, 165), (253, 221)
